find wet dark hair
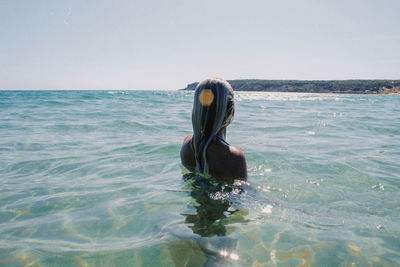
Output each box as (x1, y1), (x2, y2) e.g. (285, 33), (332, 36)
(192, 78), (235, 173)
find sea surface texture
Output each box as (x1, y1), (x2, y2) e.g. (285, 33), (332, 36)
(0, 90), (399, 266)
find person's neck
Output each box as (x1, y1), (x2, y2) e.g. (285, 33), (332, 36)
(217, 128), (227, 140)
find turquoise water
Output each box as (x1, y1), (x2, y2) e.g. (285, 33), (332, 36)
(0, 90), (399, 266)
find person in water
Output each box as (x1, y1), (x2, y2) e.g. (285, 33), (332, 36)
(180, 78), (247, 181)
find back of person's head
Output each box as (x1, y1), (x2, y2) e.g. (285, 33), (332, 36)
(192, 78), (235, 173)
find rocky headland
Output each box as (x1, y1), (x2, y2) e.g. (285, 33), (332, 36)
(181, 79), (400, 94)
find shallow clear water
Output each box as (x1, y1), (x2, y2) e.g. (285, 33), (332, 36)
(0, 90), (399, 266)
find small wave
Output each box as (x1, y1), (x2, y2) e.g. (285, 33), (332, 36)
(107, 91), (127, 95)
(235, 91), (354, 102)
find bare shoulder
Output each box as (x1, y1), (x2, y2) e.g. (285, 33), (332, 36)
(207, 142), (247, 181)
(229, 145), (246, 158)
(227, 145), (247, 180)
(180, 134), (195, 171)
(183, 134), (193, 144)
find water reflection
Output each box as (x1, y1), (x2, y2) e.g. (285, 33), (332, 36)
(181, 173), (247, 237)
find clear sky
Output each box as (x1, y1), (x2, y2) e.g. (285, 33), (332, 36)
(1, 0), (399, 90)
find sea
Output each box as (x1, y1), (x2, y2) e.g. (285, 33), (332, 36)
(0, 90), (399, 266)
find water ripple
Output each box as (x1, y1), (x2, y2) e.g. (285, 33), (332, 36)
(0, 91), (399, 265)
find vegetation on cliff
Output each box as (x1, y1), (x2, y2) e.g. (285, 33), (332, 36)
(182, 79), (400, 94)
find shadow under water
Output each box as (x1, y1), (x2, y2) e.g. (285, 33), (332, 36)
(181, 173), (249, 238)
(165, 173), (251, 266)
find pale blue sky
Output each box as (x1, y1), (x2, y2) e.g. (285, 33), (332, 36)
(1, 0), (399, 90)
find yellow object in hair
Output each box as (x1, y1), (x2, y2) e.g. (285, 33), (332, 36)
(199, 89), (214, 106)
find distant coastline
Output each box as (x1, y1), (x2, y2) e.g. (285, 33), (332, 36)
(181, 79), (400, 94)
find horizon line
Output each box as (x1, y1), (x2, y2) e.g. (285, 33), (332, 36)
(2, 78), (400, 91)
